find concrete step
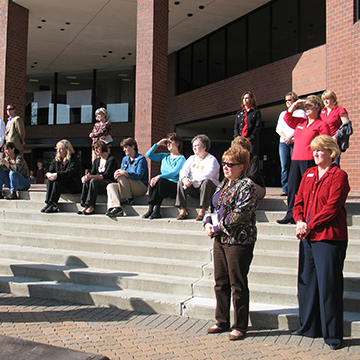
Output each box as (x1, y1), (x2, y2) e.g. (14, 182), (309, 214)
(0, 244), (206, 279)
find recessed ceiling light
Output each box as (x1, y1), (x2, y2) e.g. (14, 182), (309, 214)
(41, 19), (46, 22)
(66, 76), (77, 79)
(103, 55), (107, 58)
(60, 28), (65, 31)
(121, 79), (132, 82)
(122, 57), (126, 60)
(174, 1), (180, 5)
(37, 26), (42, 29)
(65, 22), (70, 25)
(117, 74), (129, 77)
(29, 79), (39, 82)
(128, 53), (132, 56)
(187, 13), (193, 17)
(108, 51), (113, 54)
(70, 82), (80, 86)
(199, 5), (204, 9)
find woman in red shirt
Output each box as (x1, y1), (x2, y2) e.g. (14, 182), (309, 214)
(293, 135), (350, 350)
(277, 95), (330, 224)
(320, 90), (349, 167)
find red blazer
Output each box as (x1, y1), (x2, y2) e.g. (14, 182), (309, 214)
(293, 164), (350, 241)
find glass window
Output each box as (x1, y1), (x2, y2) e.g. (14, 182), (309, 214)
(208, 29), (225, 84)
(227, 18), (246, 77)
(178, 46), (192, 94)
(96, 68), (134, 123)
(357, 0), (360, 22)
(192, 38), (208, 89)
(25, 74), (55, 125)
(299, 0), (326, 52)
(248, 6), (270, 70)
(272, 0), (298, 62)
(57, 71), (93, 124)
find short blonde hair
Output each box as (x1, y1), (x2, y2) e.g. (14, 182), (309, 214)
(231, 136), (251, 152)
(321, 90), (338, 106)
(310, 135), (340, 161)
(55, 139), (75, 162)
(222, 146), (250, 174)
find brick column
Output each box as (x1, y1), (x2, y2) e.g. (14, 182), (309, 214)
(0, 1), (28, 121)
(134, 0), (168, 177)
(326, 0), (360, 192)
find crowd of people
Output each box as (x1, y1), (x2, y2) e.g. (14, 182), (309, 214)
(0, 89), (352, 350)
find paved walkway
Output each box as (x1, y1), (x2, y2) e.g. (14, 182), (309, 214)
(0, 293), (359, 359)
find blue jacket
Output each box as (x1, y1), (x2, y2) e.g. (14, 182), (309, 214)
(120, 152), (148, 186)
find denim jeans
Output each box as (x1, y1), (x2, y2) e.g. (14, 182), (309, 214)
(0, 169), (30, 191)
(279, 142), (292, 193)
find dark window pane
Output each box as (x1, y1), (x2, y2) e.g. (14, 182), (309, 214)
(248, 6), (270, 70)
(227, 19), (246, 77)
(208, 29), (225, 84)
(272, 0), (298, 61)
(192, 38), (208, 89)
(299, 0), (325, 52)
(177, 47), (192, 94)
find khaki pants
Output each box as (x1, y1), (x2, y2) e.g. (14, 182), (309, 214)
(107, 176), (147, 209)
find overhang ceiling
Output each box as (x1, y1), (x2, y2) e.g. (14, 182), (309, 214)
(13, 0), (269, 74)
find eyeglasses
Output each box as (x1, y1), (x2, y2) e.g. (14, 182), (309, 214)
(93, 146), (101, 150)
(6, 107), (14, 111)
(222, 161), (240, 168)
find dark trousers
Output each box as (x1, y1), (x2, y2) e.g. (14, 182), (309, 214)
(213, 240), (254, 332)
(148, 178), (177, 206)
(297, 238), (347, 344)
(286, 159), (315, 219)
(80, 178), (110, 208)
(175, 179), (216, 209)
(45, 178), (80, 204)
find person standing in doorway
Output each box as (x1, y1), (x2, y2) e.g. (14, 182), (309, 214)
(5, 105), (25, 156)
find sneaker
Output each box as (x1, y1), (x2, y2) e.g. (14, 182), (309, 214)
(122, 198), (134, 206)
(44, 204), (60, 213)
(107, 207), (124, 217)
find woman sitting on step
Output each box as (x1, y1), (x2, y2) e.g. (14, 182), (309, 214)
(105, 137), (148, 217)
(175, 134), (220, 221)
(143, 133), (185, 219)
(40, 139), (82, 213)
(0, 141), (30, 199)
(78, 140), (118, 215)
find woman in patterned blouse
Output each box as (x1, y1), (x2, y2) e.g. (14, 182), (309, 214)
(89, 107), (112, 161)
(204, 146), (258, 341)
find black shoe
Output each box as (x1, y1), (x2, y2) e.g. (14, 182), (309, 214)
(142, 210), (153, 219)
(276, 217), (295, 224)
(329, 343), (341, 350)
(280, 192), (288, 196)
(122, 198), (134, 206)
(107, 207), (124, 217)
(149, 211), (161, 220)
(290, 330), (302, 336)
(41, 203), (51, 213)
(0, 192), (4, 199)
(44, 203), (60, 213)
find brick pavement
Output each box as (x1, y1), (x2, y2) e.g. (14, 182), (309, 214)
(0, 293), (359, 359)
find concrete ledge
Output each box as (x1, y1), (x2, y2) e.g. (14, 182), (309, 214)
(0, 335), (109, 360)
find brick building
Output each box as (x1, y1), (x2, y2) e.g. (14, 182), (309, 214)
(0, 0), (359, 190)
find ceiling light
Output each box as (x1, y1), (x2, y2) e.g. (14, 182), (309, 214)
(70, 82), (80, 86)
(187, 13), (193, 17)
(174, 1), (180, 5)
(66, 76), (77, 79)
(117, 74), (129, 77)
(121, 79), (132, 82)
(29, 79), (39, 82)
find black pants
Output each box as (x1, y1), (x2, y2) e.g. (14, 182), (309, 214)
(297, 238), (347, 344)
(148, 178), (177, 206)
(213, 240), (254, 332)
(80, 178), (110, 208)
(286, 159), (315, 219)
(45, 178), (80, 204)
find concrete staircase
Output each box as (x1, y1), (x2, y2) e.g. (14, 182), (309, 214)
(0, 185), (360, 336)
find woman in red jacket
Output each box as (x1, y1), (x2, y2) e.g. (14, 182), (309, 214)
(293, 135), (350, 350)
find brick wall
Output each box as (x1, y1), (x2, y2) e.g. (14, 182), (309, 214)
(0, 1), (28, 121)
(134, 0), (168, 176)
(326, 0), (360, 192)
(167, 46), (326, 130)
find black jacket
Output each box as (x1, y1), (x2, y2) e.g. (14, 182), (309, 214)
(234, 108), (261, 155)
(90, 155), (118, 182)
